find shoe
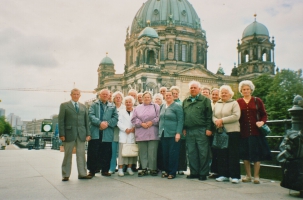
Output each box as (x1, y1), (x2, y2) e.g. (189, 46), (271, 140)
(208, 173), (219, 179)
(216, 176), (229, 182)
(138, 169), (148, 177)
(168, 175), (175, 179)
(88, 172), (95, 177)
(108, 171), (115, 174)
(162, 172), (168, 178)
(101, 172), (111, 177)
(242, 176), (252, 183)
(78, 175), (92, 179)
(118, 170), (124, 177)
(178, 171), (184, 175)
(231, 178), (239, 184)
(150, 170), (158, 176)
(199, 175), (207, 181)
(186, 174), (199, 179)
(127, 168), (134, 176)
(62, 177), (69, 181)
(253, 178), (260, 184)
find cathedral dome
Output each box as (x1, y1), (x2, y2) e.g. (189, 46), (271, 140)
(138, 27), (159, 39)
(242, 20), (269, 38)
(100, 55), (114, 65)
(131, 0), (202, 34)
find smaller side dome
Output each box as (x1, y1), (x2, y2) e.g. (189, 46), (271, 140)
(242, 21), (269, 38)
(138, 27), (158, 39)
(100, 55), (114, 65)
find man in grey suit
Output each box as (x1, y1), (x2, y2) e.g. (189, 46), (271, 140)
(59, 88), (92, 181)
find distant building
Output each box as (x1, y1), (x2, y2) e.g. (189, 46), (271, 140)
(0, 108), (5, 117)
(93, 0), (276, 99)
(7, 113), (22, 128)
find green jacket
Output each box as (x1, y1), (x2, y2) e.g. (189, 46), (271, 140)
(182, 95), (213, 131)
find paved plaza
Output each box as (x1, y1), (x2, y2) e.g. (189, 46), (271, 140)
(0, 144), (300, 200)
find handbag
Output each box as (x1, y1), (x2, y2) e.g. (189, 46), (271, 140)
(212, 127), (229, 149)
(121, 143), (138, 157)
(254, 97), (271, 136)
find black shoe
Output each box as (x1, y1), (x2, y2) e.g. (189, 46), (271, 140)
(101, 172), (111, 177)
(78, 175), (92, 179)
(186, 174), (199, 179)
(150, 170), (158, 176)
(138, 169), (148, 177)
(62, 177), (69, 181)
(199, 175), (207, 181)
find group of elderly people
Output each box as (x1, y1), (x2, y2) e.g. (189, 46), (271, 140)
(86, 79), (271, 183)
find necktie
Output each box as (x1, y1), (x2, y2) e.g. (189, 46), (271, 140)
(75, 102), (79, 113)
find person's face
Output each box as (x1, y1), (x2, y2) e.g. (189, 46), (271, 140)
(160, 88), (166, 98)
(241, 85), (252, 97)
(143, 93), (152, 104)
(211, 90), (219, 103)
(190, 83), (200, 97)
(137, 94), (143, 104)
(220, 89), (232, 102)
(165, 92), (173, 103)
(71, 90), (81, 102)
(99, 91), (109, 102)
(128, 91), (137, 100)
(202, 89), (210, 98)
(171, 90), (179, 100)
(154, 97), (162, 105)
(125, 99), (133, 109)
(114, 94), (122, 105)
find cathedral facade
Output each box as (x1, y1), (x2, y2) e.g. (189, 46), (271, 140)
(95, 0), (275, 99)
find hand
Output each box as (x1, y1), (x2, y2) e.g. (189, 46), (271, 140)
(206, 130), (212, 136)
(86, 136), (91, 141)
(182, 129), (186, 136)
(256, 121), (264, 128)
(146, 121), (153, 128)
(100, 121), (108, 130)
(215, 119), (223, 128)
(125, 128), (131, 134)
(59, 136), (65, 142)
(175, 133), (181, 142)
(141, 122), (148, 129)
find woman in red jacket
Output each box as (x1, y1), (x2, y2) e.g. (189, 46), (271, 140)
(237, 80), (271, 184)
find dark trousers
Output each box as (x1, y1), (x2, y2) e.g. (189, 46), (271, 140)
(178, 139), (187, 171)
(87, 132), (112, 173)
(209, 135), (218, 174)
(157, 140), (163, 170)
(162, 136), (181, 176)
(217, 132), (240, 179)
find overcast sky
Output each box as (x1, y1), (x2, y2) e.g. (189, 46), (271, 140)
(0, 0), (302, 122)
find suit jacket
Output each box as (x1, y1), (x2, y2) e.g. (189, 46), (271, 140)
(88, 100), (118, 141)
(58, 101), (90, 142)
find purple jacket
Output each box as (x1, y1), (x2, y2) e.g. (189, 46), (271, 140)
(131, 103), (160, 141)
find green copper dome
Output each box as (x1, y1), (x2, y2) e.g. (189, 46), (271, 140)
(100, 56), (114, 65)
(242, 21), (269, 38)
(131, 0), (202, 34)
(138, 27), (159, 39)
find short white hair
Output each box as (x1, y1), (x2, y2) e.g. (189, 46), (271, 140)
(70, 88), (81, 95)
(219, 85), (234, 98)
(128, 89), (138, 95)
(170, 86), (180, 93)
(188, 80), (201, 89)
(211, 88), (219, 94)
(153, 93), (163, 102)
(160, 87), (167, 91)
(112, 91), (124, 102)
(123, 95), (135, 105)
(239, 80), (255, 95)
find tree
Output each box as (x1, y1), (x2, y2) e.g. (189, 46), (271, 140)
(266, 69), (303, 120)
(252, 73), (274, 105)
(0, 116), (13, 136)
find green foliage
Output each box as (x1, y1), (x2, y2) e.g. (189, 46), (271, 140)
(266, 69), (303, 120)
(252, 73), (274, 105)
(0, 116), (13, 136)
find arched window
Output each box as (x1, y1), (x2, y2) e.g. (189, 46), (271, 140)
(147, 50), (156, 65)
(160, 43), (165, 61)
(181, 44), (187, 62)
(262, 49), (267, 61)
(174, 43), (179, 60)
(244, 50), (249, 62)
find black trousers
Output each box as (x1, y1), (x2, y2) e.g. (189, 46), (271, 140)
(87, 132), (112, 173)
(209, 135), (218, 174)
(217, 132), (240, 179)
(162, 137), (181, 176)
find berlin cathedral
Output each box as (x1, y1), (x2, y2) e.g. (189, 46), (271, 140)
(95, 0), (276, 99)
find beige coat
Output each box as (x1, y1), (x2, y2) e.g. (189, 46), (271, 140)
(212, 99), (240, 132)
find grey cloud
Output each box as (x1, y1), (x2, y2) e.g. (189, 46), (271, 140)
(0, 28), (58, 68)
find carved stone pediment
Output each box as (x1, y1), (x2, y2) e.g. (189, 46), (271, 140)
(178, 67), (217, 78)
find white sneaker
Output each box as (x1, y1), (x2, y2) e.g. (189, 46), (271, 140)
(118, 170), (124, 177)
(216, 176), (229, 182)
(231, 178), (239, 184)
(127, 168), (134, 175)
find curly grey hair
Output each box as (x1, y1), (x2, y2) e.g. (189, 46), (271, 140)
(238, 80), (255, 95)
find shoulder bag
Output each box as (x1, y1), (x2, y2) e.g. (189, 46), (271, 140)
(212, 127), (229, 149)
